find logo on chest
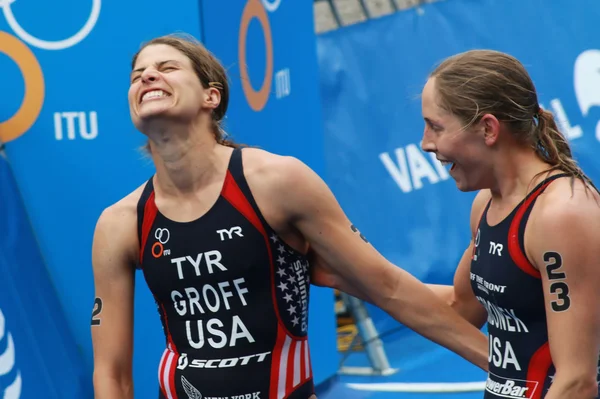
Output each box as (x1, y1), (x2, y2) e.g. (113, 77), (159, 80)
(472, 229), (481, 261)
(489, 241), (504, 257)
(471, 273), (507, 295)
(216, 226), (244, 241)
(152, 227), (171, 258)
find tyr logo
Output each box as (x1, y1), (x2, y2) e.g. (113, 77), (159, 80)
(489, 241), (504, 256)
(216, 226), (244, 241)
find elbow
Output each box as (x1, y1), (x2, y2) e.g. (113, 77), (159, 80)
(578, 377), (599, 398)
(375, 271), (401, 311)
(447, 295), (459, 310)
(450, 296), (488, 330)
(93, 364), (133, 396)
(575, 378), (598, 399)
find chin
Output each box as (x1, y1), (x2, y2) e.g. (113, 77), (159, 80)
(453, 178), (478, 193)
(137, 105), (182, 125)
(455, 183), (474, 192)
(139, 103), (174, 119)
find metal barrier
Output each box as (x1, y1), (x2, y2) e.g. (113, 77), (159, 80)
(337, 293), (398, 376)
(313, 0), (441, 33)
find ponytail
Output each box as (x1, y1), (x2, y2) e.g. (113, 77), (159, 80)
(534, 108), (594, 189)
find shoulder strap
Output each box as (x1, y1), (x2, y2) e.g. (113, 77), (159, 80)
(226, 147), (253, 199)
(224, 147), (271, 230)
(514, 172), (570, 236)
(227, 147), (243, 181)
(481, 197), (493, 220)
(511, 173), (570, 277)
(136, 176), (155, 248)
(527, 172), (569, 199)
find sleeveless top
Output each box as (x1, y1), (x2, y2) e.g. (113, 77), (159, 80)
(136, 147), (314, 399)
(470, 173), (599, 399)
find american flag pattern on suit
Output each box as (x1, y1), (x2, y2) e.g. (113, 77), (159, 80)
(269, 233), (313, 399)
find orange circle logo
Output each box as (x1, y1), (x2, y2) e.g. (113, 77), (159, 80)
(152, 242), (164, 258)
(238, 0), (273, 112)
(0, 31), (45, 143)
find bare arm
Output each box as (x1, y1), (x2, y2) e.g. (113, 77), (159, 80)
(273, 157), (488, 370)
(426, 191), (490, 328)
(529, 191), (600, 399)
(307, 248), (372, 302)
(91, 205), (137, 399)
(428, 243), (488, 328)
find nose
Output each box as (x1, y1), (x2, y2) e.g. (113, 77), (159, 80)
(141, 68), (160, 84)
(420, 129), (436, 153)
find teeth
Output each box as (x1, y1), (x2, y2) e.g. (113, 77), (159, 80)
(438, 160), (455, 171)
(142, 90), (169, 102)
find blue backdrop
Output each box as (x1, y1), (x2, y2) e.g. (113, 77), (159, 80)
(0, 155), (90, 398)
(1, 0), (337, 397)
(3, 0), (600, 397)
(316, 0), (600, 333)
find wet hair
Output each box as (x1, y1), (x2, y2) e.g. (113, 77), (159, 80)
(430, 49), (593, 190)
(131, 33), (240, 150)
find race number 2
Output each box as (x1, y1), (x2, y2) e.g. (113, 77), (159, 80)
(91, 297), (103, 326)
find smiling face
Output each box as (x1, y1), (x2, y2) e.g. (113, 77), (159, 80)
(420, 77), (493, 192)
(419, 50), (551, 192)
(128, 44), (208, 131)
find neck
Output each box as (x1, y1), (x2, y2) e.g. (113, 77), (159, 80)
(488, 144), (555, 203)
(146, 122), (229, 195)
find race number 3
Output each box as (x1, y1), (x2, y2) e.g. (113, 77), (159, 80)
(543, 252), (571, 312)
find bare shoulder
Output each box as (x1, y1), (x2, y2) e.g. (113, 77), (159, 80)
(240, 147), (320, 202)
(526, 177), (600, 266)
(93, 183), (147, 266)
(533, 177), (600, 228)
(240, 147), (313, 182)
(240, 147), (332, 228)
(96, 183), (144, 231)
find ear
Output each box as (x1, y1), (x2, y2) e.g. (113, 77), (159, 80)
(203, 87), (221, 111)
(479, 113), (501, 146)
